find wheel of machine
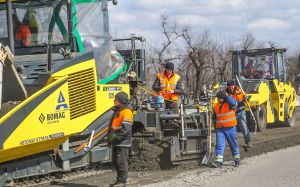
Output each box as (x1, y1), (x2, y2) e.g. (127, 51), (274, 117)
(284, 102), (296, 127)
(255, 104), (267, 132)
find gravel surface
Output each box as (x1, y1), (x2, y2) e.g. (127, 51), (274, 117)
(145, 145), (300, 187)
(46, 109), (300, 187)
(129, 141), (167, 171)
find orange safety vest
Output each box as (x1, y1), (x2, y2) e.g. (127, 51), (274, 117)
(111, 108), (133, 131)
(214, 102), (237, 128)
(227, 86), (246, 113)
(229, 86), (244, 103)
(156, 72), (180, 101)
(15, 25), (31, 46)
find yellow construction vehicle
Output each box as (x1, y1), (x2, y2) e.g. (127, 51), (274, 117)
(0, 0), (210, 185)
(230, 48), (297, 131)
(0, 0), (131, 185)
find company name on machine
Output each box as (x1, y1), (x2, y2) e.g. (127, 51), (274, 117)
(103, 86), (122, 92)
(47, 111), (66, 124)
(39, 111), (66, 124)
(20, 132), (65, 146)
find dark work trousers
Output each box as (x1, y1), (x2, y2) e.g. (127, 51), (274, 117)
(165, 100), (178, 113)
(112, 147), (130, 183)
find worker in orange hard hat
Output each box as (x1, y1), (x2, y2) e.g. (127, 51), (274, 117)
(152, 62), (182, 111)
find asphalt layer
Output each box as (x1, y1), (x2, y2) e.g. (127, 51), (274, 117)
(145, 145), (300, 187)
(47, 109), (300, 187)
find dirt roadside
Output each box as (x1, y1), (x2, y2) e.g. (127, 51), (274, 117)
(48, 110), (300, 187)
(145, 145), (300, 187)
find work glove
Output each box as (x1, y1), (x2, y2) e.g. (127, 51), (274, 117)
(107, 131), (114, 144)
(107, 131), (121, 144)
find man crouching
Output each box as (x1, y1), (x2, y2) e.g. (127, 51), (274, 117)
(108, 91), (133, 187)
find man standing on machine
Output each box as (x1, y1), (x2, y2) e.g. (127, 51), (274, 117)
(108, 92), (133, 187)
(152, 62), (182, 110)
(225, 81), (252, 148)
(211, 91), (240, 168)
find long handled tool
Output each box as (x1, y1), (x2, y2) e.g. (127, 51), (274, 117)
(202, 97), (212, 165)
(235, 75), (258, 134)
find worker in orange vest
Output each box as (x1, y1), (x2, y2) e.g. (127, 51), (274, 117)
(108, 92), (133, 187)
(13, 14), (31, 47)
(225, 81), (251, 147)
(152, 62), (182, 110)
(211, 91), (240, 168)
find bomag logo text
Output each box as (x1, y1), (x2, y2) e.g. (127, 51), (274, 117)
(39, 91), (68, 125)
(39, 111), (66, 125)
(47, 112), (65, 123)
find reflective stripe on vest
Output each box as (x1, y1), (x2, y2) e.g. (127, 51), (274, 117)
(216, 117), (237, 124)
(157, 72), (180, 101)
(216, 111), (235, 117)
(111, 109), (133, 131)
(214, 102), (237, 128)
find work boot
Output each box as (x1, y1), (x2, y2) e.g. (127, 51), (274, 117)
(110, 181), (126, 187)
(234, 159), (240, 167)
(210, 161), (223, 168)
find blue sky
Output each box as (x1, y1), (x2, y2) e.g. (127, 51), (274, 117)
(109, 0), (300, 50)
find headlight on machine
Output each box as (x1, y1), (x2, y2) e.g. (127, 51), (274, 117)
(251, 101), (258, 105)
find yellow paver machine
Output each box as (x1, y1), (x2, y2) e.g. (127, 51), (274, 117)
(0, 0), (131, 185)
(0, 0), (210, 185)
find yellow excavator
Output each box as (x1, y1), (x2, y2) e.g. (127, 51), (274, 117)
(0, 0), (209, 185)
(230, 48), (297, 131)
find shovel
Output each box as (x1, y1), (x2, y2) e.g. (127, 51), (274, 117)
(202, 98), (213, 165)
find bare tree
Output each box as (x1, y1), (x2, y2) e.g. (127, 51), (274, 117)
(154, 14), (181, 66)
(240, 32), (255, 49)
(146, 13), (300, 97)
(182, 29), (213, 96)
(214, 42), (234, 82)
(177, 54), (194, 92)
(145, 14), (182, 86)
(286, 50), (300, 84)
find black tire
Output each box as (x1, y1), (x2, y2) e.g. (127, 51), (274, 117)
(255, 104), (267, 132)
(284, 102), (296, 127)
